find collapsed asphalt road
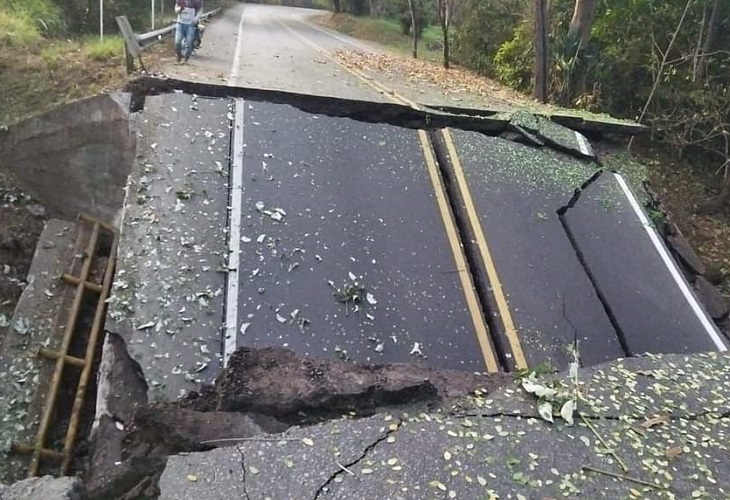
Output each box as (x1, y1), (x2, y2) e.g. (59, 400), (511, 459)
(106, 79), (727, 408)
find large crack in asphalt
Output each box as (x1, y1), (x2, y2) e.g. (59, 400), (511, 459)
(125, 76), (506, 135)
(312, 420), (403, 499)
(235, 445), (252, 500)
(556, 171), (632, 358)
(427, 129), (512, 371)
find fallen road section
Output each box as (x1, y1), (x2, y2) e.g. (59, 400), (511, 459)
(155, 351), (730, 500)
(439, 129), (625, 369)
(227, 99), (496, 372)
(560, 172), (728, 355)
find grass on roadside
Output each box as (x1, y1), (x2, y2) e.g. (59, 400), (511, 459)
(0, 36), (132, 127)
(84, 36), (125, 61)
(0, 9), (42, 48)
(316, 13), (443, 62)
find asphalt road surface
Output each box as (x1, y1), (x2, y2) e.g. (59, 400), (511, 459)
(123, 4), (728, 385)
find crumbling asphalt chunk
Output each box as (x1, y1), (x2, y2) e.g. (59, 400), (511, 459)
(693, 275), (730, 320)
(88, 346), (505, 499)
(0, 475), (86, 500)
(157, 414), (403, 500)
(185, 347), (508, 422)
(509, 110), (596, 159)
(668, 233), (707, 276)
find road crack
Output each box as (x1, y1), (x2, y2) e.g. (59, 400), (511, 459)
(313, 420), (402, 499)
(451, 408), (730, 423)
(556, 170), (631, 356)
(235, 445), (251, 500)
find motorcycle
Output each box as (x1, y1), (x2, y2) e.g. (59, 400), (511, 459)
(179, 20), (205, 59)
(194, 20), (205, 50)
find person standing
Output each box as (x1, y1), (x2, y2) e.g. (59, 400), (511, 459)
(174, 0), (202, 63)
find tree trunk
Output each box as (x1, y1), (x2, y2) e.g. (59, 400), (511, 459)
(443, 24), (450, 69)
(534, 0), (548, 102)
(408, 0), (418, 58)
(333, 0), (341, 14)
(437, 0), (451, 69)
(568, 0), (597, 48)
(692, 3), (709, 82)
(696, 0), (721, 81)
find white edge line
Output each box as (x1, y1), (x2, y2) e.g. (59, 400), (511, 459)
(574, 130), (591, 157)
(614, 173), (727, 352)
(224, 98), (245, 365)
(227, 5), (246, 85)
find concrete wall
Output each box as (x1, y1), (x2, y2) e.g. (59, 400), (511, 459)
(0, 93), (136, 223)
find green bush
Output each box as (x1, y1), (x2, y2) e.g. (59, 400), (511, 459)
(451, 0), (526, 76)
(0, 9), (43, 47)
(3, 0), (63, 35)
(493, 23), (533, 92)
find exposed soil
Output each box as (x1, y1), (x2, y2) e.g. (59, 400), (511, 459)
(0, 172), (46, 326)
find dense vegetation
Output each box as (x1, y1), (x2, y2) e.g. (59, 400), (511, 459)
(0, 0), (236, 43)
(320, 0), (730, 212)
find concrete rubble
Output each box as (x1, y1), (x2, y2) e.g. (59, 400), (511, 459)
(0, 475), (86, 500)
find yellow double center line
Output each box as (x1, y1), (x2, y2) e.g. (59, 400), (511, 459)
(273, 17), (527, 372)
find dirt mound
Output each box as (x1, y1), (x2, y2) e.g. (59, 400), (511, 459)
(0, 172), (45, 324)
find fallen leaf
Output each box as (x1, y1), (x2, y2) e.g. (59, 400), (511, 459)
(665, 446), (683, 459)
(641, 414), (670, 429)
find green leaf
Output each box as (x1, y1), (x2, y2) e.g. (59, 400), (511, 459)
(521, 378), (558, 398)
(560, 400), (576, 426)
(538, 401), (554, 423)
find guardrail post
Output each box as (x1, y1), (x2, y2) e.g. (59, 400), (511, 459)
(116, 8), (222, 73)
(123, 44), (135, 74)
(116, 16), (142, 75)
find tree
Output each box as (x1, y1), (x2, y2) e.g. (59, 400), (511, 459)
(333, 0), (341, 13)
(436, 0), (456, 68)
(534, 0), (548, 102)
(567, 0), (596, 49)
(408, 0), (418, 58)
(693, 0), (720, 82)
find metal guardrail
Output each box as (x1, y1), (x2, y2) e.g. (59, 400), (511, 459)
(116, 8), (221, 73)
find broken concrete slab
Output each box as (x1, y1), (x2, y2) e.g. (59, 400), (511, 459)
(0, 475), (86, 500)
(158, 352), (730, 499)
(158, 415), (398, 500)
(0, 219), (79, 482)
(124, 406), (289, 454)
(667, 233), (707, 276)
(0, 94), (135, 222)
(693, 275), (729, 320)
(444, 130), (623, 369)
(561, 172), (726, 355)
(86, 333), (149, 498)
(89, 346), (507, 498)
(509, 110), (596, 158)
(106, 93), (232, 402)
